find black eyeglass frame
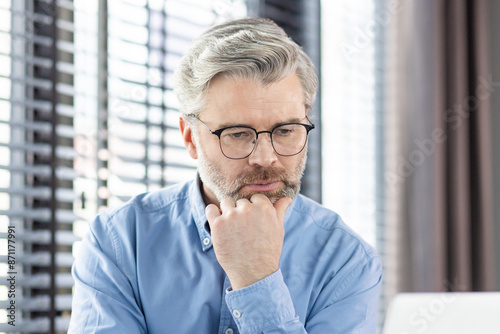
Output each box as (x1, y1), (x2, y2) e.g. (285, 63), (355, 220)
(186, 113), (315, 160)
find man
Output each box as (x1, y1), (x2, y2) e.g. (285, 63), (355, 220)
(69, 18), (382, 333)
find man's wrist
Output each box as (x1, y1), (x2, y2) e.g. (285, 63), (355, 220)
(225, 269), (297, 333)
(228, 267), (280, 290)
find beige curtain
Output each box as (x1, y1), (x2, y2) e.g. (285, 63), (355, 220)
(383, 0), (496, 306)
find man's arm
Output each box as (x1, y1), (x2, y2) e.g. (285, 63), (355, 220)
(224, 257), (381, 334)
(206, 195), (382, 333)
(68, 212), (147, 333)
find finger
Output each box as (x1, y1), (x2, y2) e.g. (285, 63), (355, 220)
(220, 198), (236, 213)
(273, 196), (293, 222)
(249, 193), (271, 205)
(205, 204), (221, 224)
(235, 198), (250, 207)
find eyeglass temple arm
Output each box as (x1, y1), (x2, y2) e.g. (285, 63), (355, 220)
(305, 115), (315, 129)
(186, 113), (215, 134)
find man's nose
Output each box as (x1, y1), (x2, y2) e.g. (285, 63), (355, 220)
(248, 133), (278, 167)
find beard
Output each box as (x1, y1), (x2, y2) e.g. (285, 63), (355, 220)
(196, 144), (307, 204)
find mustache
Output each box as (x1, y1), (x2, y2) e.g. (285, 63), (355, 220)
(233, 167), (290, 187)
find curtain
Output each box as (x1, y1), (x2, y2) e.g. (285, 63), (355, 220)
(383, 0), (496, 305)
(490, 0), (500, 290)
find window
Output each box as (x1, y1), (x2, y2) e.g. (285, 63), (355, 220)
(0, 0), (247, 332)
(321, 0), (386, 329)
(321, 0), (380, 249)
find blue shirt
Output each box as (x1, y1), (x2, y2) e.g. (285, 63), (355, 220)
(69, 178), (382, 333)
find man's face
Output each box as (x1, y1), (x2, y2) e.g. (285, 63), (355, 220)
(191, 74), (308, 205)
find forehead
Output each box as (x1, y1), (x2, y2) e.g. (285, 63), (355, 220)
(202, 74), (306, 126)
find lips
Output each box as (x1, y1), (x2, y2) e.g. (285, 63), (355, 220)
(243, 181), (282, 192)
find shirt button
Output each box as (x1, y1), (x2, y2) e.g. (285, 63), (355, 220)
(225, 328), (234, 334)
(203, 237), (211, 246)
(232, 309), (242, 318)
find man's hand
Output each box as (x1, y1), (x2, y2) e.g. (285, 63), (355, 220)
(206, 194), (292, 290)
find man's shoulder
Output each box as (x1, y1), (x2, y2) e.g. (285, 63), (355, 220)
(292, 194), (341, 230)
(130, 180), (193, 213)
(291, 194), (378, 259)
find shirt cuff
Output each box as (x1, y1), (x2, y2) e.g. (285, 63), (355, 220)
(225, 269), (297, 333)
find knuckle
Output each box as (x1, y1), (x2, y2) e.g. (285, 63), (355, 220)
(237, 199), (252, 212)
(252, 193), (266, 201)
(236, 198), (248, 206)
(225, 209), (237, 220)
(242, 205), (252, 215)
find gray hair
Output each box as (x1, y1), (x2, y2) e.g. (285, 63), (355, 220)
(173, 17), (318, 118)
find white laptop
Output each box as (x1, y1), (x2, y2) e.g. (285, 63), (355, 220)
(382, 292), (500, 334)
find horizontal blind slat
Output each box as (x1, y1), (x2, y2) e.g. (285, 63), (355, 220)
(0, 295), (73, 311)
(0, 187), (79, 201)
(0, 230), (79, 245)
(0, 273), (74, 288)
(0, 316), (70, 332)
(0, 142), (78, 159)
(0, 164), (78, 179)
(0, 252), (74, 266)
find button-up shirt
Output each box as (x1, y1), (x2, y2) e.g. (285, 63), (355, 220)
(69, 178), (382, 333)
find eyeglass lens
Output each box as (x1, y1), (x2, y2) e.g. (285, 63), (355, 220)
(219, 124), (308, 159)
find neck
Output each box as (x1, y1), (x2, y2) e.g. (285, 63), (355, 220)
(199, 179), (219, 207)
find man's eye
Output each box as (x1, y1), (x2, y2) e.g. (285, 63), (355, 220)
(230, 132), (246, 138)
(225, 131), (251, 140)
(276, 128), (293, 135)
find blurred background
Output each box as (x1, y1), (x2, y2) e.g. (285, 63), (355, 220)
(0, 0), (499, 333)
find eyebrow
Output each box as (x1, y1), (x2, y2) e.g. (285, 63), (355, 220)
(216, 117), (305, 129)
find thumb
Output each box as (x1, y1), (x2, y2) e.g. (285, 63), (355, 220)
(273, 197), (293, 222)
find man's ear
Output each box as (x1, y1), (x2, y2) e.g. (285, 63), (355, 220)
(179, 116), (198, 159)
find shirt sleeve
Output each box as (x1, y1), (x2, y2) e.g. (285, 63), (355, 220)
(68, 212), (147, 333)
(225, 256), (382, 334)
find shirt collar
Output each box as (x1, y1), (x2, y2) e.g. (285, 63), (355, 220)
(189, 174), (213, 252)
(188, 173), (299, 252)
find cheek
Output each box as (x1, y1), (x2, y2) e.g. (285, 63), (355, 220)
(200, 142), (246, 175)
(212, 158), (249, 182)
(196, 132), (222, 156)
(278, 155), (302, 170)
(225, 160), (247, 177)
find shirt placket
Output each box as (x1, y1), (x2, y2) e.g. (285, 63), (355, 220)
(218, 275), (239, 334)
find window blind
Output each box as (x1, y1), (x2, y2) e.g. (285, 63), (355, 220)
(101, 0), (248, 209)
(0, 0), (247, 332)
(0, 0), (76, 332)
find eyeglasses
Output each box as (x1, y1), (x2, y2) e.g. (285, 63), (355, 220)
(187, 114), (315, 160)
